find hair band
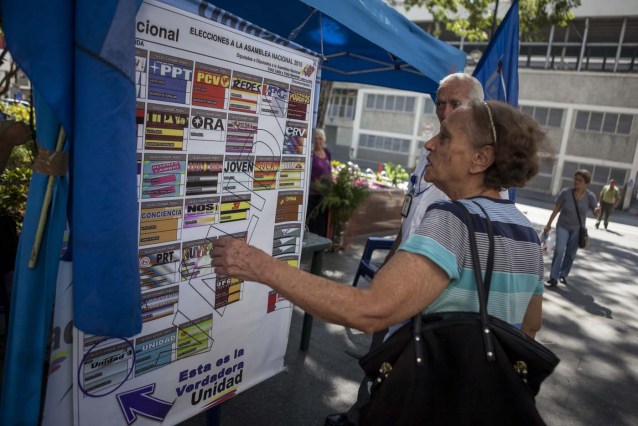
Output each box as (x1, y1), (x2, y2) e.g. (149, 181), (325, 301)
(484, 102), (497, 146)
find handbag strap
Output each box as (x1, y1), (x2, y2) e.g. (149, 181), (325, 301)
(411, 199), (497, 365)
(571, 190), (584, 227)
(454, 200), (496, 361)
(472, 201), (495, 295)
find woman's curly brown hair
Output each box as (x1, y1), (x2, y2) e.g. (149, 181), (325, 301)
(463, 100), (549, 190)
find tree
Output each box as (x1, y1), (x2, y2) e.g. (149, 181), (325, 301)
(402, 0), (581, 41)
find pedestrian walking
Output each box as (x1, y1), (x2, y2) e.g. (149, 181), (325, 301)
(596, 179), (621, 230)
(544, 169), (600, 286)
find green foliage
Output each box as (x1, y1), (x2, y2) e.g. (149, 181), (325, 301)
(381, 163), (410, 187)
(0, 102), (35, 226)
(312, 162), (370, 230)
(0, 164), (32, 224)
(404, 0), (580, 41)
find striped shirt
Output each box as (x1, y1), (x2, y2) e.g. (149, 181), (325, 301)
(399, 196), (544, 329)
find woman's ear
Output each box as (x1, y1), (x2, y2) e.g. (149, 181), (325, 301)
(470, 146), (494, 174)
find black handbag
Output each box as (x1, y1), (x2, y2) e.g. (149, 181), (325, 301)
(572, 190), (589, 249)
(358, 201), (559, 426)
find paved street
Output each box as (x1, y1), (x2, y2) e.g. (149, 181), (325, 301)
(183, 195), (638, 426)
(519, 199), (638, 426)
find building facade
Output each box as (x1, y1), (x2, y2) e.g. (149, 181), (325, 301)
(322, 0), (638, 209)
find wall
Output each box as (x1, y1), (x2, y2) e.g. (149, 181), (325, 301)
(520, 70), (638, 108)
(360, 111), (415, 133)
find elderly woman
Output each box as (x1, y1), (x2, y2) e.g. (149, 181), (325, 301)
(544, 169), (600, 286)
(306, 128), (332, 237)
(213, 101), (548, 423)
(213, 100), (547, 341)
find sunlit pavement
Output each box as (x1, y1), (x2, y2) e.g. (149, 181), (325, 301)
(517, 200), (638, 426)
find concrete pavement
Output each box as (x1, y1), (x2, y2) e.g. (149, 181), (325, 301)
(182, 192), (638, 426)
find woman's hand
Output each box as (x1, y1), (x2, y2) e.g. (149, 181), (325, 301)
(543, 225), (551, 234)
(210, 237), (270, 282)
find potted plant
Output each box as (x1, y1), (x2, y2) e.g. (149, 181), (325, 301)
(311, 161), (369, 249)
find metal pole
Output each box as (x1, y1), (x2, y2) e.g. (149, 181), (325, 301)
(545, 25), (555, 69)
(614, 17), (627, 73)
(490, 0), (500, 37)
(560, 25), (570, 69)
(29, 127), (65, 268)
(577, 18), (589, 72)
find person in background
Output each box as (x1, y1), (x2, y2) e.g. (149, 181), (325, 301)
(212, 100), (548, 424)
(596, 179), (620, 230)
(325, 72), (486, 426)
(387, 73), (486, 260)
(544, 170), (600, 286)
(306, 128), (332, 237)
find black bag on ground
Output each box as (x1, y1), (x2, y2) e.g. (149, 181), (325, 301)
(358, 202), (559, 426)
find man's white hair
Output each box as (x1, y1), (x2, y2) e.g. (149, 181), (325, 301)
(438, 73), (484, 101)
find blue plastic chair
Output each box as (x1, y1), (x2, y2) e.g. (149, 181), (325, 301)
(352, 237), (395, 286)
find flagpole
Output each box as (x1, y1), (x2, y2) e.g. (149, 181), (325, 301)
(490, 0), (500, 37)
(28, 126), (65, 268)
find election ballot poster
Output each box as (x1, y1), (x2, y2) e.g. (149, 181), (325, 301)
(71, 1), (319, 424)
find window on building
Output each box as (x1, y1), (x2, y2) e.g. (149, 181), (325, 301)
(574, 110), (634, 135)
(366, 94), (375, 109)
(547, 109), (563, 127)
(538, 156), (555, 175)
(610, 168), (628, 183)
(589, 112), (603, 132)
(617, 114), (633, 134)
(328, 88), (357, 120)
(561, 161), (629, 188)
(535, 107), (549, 126)
(521, 105), (564, 128)
(575, 111), (589, 130)
(593, 166), (628, 186)
(359, 133), (410, 153)
(405, 97), (415, 112)
(365, 93), (417, 113)
(593, 166), (611, 183)
(395, 96), (405, 111)
(602, 114), (618, 133)
(562, 161), (579, 178)
(385, 95), (395, 111)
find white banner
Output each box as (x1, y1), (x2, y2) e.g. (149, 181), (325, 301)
(71, 1), (318, 424)
(42, 261), (74, 426)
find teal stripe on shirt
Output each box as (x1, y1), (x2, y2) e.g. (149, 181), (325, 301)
(400, 234), (459, 281)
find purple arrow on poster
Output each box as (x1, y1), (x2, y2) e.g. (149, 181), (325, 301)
(117, 384), (173, 424)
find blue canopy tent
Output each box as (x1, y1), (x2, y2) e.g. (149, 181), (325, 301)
(0, 0), (464, 423)
(168, 0), (467, 95)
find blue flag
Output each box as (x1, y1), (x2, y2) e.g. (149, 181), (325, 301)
(72, 1), (142, 338)
(1, 1), (141, 422)
(473, 0), (519, 107)
(473, 0), (519, 200)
